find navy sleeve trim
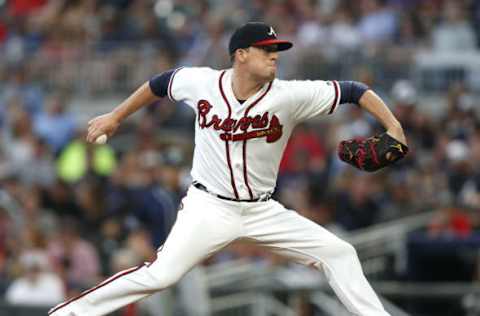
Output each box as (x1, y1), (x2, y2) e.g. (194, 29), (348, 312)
(338, 81), (369, 105)
(328, 80), (340, 115)
(167, 67), (184, 101)
(148, 69), (176, 98)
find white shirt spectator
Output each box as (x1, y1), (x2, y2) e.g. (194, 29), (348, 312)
(5, 250), (65, 306)
(330, 16), (362, 51)
(432, 3), (477, 51)
(5, 272), (65, 306)
(432, 22), (476, 51)
(297, 21), (328, 47)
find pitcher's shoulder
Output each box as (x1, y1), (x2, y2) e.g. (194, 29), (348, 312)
(176, 66), (221, 79)
(270, 78), (312, 93)
(270, 78), (291, 90)
(272, 77), (336, 94)
(273, 77), (330, 86)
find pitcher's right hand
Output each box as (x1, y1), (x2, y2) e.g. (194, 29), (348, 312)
(86, 112), (120, 143)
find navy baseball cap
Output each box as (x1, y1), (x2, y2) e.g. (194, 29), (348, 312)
(228, 22), (293, 55)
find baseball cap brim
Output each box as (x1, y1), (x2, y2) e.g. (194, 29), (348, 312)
(252, 39), (293, 51)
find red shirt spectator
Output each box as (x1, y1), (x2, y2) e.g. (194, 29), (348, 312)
(428, 207), (472, 238)
(280, 124), (326, 174)
(8, 0), (47, 17)
(0, 22), (7, 43)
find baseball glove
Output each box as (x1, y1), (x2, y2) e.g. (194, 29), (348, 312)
(338, 132), (408, 172)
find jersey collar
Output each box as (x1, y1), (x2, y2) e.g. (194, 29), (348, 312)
(221, 69), (271, 112)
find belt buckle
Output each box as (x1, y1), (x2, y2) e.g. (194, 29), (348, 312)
(258, 192), (271, 202)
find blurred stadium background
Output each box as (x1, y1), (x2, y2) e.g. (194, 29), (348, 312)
(1, 0), (480, 315)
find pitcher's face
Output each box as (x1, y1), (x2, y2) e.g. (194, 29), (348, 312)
(237, 45), (279, 82)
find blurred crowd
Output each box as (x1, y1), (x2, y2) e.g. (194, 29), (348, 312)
(1, 0), (480, 60)
(0, 0), (480, 95)
(0, 0), (480, 314)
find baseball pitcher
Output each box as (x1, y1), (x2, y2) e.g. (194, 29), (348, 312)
(50, 22), (408, 316)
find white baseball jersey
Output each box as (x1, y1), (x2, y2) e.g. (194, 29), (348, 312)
(168, 67), (340, 200)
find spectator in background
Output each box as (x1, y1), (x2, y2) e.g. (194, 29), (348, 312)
(330, 7), (362, 52)
(336, 105), (373, 140)
(428, 206), (472, 238)
(105, 146), (178, 247)
(279, 123), (326, 176)
(278, 123), (329, 206)
(42, 179), (82, 218)
(5, 250), (65, 306)
(33, 93), (76, 154)
(2, 121), (56, 187)
(391, 80), (417, 118)
(391, 80), (436, 151)
(464, 125), (480, 207)
(95, 218), (123, 276)
(17, 136), (56, 187)
(407, 154), (450, 211)
(432, 1), (476, 51)
(474, 0), (480, 47)
(394, 11), (427, 49)
(445, 139), (474, 204)
(3, 106), (37, 176)
(0, 207), (11, 294)
(7, 0), (47, 17)
(16, 185), (53, 229)
(47, 218), (100, 291)
(334, 173), (382, 230)
(380, 175), (417, 221)
(56, 130), (117, 183)
(296, 9), (328, 48)
(74, 177), (108, 230)
(181, 18), (231, 69)
(357, 0), (397, 45)
(1, 66), (44, 116)
(156, 147), (191, 203)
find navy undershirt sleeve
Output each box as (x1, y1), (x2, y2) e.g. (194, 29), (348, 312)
(338, 81), (369, 105)
(149, 69), (175, 97)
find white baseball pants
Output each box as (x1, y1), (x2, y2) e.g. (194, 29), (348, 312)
(49, 186), (390, 316)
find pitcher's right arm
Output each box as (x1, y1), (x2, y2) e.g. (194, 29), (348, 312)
(86, 69), (175, 143)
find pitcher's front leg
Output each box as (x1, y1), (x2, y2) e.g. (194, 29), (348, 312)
(49, 189), (242, 316)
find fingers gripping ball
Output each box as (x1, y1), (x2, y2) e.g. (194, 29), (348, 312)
(338, 133), (408, 172)
(95, 134), (108, 145)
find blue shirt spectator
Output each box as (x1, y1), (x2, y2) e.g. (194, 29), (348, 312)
(358, 0), (397, 43)
(33, 94), (76, 153)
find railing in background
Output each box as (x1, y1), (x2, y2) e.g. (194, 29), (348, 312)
(2, 42), (166, 98)
(2, 41), (479, 99)
(0, 302), (49, 316)
(205, 211), (436, 316)
(414, 51), (480, 93)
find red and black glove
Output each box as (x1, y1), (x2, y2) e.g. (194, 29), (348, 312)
(338, 132), (408, 172)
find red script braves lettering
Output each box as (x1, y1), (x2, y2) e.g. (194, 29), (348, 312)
(197, 99), (283, 143)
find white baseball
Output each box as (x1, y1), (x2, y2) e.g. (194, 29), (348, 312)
(95, 134), (108, 144)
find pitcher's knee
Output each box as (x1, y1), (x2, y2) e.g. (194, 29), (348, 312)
(149, 267), (184, 291)
(324, 239), (358, 261)
(339, 240), (357, 258)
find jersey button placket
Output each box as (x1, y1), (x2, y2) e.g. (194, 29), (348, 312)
(234, 160), (244, 193)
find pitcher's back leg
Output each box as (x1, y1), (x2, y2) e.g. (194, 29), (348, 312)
(243, 200), (390, 316)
